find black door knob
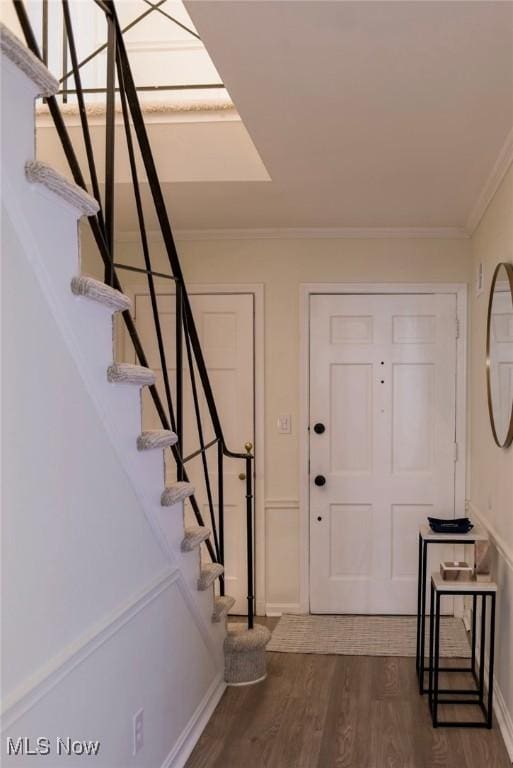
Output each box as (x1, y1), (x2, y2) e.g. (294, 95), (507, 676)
(314, 475), (326, 487)
(313, 422), (325, 434)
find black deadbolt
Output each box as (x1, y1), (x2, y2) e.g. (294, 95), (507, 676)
(317, 516), (322, 522)
(313, 422), (326, 434)
(314, 475), (326, 487)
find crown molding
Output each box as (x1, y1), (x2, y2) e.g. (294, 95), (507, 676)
(116, 226), (469, 243)
(125, 39), (203, 54)
(466, 126), (513, 235)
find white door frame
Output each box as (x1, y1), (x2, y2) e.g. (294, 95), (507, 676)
(125, 281), (266, 615)
(299, 282), (468, 614)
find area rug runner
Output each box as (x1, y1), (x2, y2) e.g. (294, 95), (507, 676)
(267, 614), (471, 657)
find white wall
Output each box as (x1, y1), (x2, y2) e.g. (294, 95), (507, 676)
(1, 50), (224, 767)
(102, 234), (472, 613)
(468, 162), (513, 759)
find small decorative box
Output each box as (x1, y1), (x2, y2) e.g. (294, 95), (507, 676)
(440, 561), (474, 581)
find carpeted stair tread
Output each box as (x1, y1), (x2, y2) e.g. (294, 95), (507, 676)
(225, 623), (271, 653)
(0, 24), (59, 96)
(197, 562), (224, 591)
(137, 430), (178, 451)
(71, 276), (131, 312)
(161, 481), (194, 506)
(224, 623), (271, 685)
(107, 363), (155, 386)
(181, 526), (210, 552)
(212, 595), (235, 622)
(26, 161), (99, 216)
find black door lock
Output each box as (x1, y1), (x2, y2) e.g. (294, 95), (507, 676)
(313, 422), (325, 434)
(314, 475), (326, 487)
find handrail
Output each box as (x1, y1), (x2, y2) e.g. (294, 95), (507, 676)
(13, 0), (255, 628)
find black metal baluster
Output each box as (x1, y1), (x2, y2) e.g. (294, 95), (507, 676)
(61, 0), (106, 238)
(42, 0), (48, 65)
(61, 7), (68, 103)
(59, 0), (167, 87)
(115, 57), (177, 435)
(109, 17), (227, 446)
(176, 281), (184, 477)
(183, 312), (221, 563)
(217, 441), (225, 595)
(245, 445), (254, 629)
(104, 14), (116, 285)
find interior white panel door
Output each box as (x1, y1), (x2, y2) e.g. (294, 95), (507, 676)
(133, 292), (254, 614)
(309, 293), (457, 614)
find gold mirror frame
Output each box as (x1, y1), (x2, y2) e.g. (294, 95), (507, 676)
(486, 261), (513, 448)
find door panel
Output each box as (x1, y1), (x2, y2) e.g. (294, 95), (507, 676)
(309, 293), (457, 614)
(133, 291), (254, 614)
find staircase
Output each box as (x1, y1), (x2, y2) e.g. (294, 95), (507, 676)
(1, 0), (269, 696)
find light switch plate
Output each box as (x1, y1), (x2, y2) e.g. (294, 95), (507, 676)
(277, 415), (291, 434)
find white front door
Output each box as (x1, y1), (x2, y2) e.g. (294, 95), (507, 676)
(133, 291), (254, 614)
(309, 293), (458, 614)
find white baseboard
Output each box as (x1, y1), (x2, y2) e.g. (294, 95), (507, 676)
(161, 675), (226, 768)
(476, 638), (513, 763)
(494, 674), (513, 762)
(266, 602), (304, 616)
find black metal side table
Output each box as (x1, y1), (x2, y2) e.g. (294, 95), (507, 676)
(428, 573), (497, 728)
(416, 525), (488, 693)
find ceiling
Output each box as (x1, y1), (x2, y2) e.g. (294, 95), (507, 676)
(118, 0), (513, 234)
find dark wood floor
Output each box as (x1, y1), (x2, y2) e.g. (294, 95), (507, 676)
(186, 618), (511, 768)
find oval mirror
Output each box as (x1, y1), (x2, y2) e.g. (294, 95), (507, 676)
(486, 262), (513, 448)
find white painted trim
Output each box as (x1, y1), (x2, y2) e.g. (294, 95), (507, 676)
(467, 509), (513, 763)
(470, 631), (513, 762)
(161, 674), (226, 768)
(125, 39), (204, 54)
(124, 282), (266, 614)
(1, 567), (223, 732)
(2, 568), (179, 729)
(299, 282), (468, 616)
(264, 499), (301, 616)
(265, 603), (303, 617)
(265, 498), (299, 509)
(466, 127), (513, 235)
(37, 103), (238, 126)
(116, 227), (469, 243)
(492, 674), (513, 763)
(468, 503), (513, 575)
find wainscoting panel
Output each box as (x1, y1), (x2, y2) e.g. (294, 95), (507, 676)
(1, 570), (223, 768)
(469, 503), (513, 761)
(265, 499), (301, 615)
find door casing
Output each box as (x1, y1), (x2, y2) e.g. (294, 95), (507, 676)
(124, 282), (266, 615)
(299, 283), (468, 615)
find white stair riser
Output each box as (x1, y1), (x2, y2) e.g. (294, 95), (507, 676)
(1, 55), (39, 178)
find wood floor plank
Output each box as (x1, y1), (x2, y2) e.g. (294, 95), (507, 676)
(185, 644), (511, 768)
(316, 655), (374, 768)
(265, 653), (336, 768)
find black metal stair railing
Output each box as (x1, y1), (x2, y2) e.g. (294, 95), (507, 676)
(40, 0), (225, 102)
(13, 0), (256, 629)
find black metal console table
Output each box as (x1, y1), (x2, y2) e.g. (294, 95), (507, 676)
(428, 572), (497, 728)
(416, 524), (488, 694)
